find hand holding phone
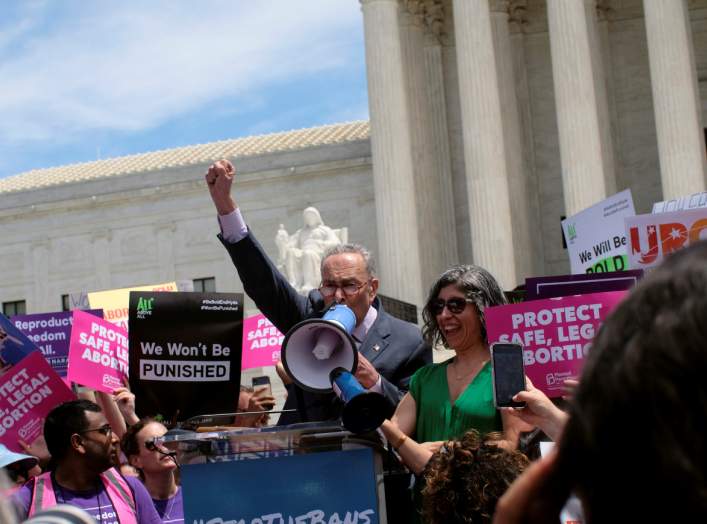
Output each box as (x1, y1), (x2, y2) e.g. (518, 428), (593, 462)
(491, 343), (527, 408)
(251, 376), (275, 410)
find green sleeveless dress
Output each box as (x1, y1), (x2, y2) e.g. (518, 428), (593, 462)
(408, 358), (502, 443)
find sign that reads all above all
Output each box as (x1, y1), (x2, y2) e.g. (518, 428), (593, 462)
(562, 189), (636, 274)
(87, 281), (179, 330)
(128, 292), (244, 421)
(485, 291), (626, 397)
(625, 207), (707, 270)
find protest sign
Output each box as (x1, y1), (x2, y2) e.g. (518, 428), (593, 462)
(242, 314), (283, 370)
(486, 291), (626, 396)
(561, 189), (635, 274)
(67, 310), (129, 393)
(626, 208), (707, 270)
(652, 190), (707, 213)
(525, 270), (643, 300)
(128, 292), (243, 421)
(0, 352), (75, 453)
(87, 281), (178, 330)
(182, 448), (379, 524)
(0, 314), (41, 368)
(12, 310), (103, 378)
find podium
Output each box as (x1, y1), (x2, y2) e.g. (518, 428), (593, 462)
(158, 422), (400, 524)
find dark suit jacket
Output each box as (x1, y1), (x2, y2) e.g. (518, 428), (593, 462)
(219, 230), (431, 424)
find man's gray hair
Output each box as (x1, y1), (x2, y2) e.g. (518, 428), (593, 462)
(321, 243), (377, 277)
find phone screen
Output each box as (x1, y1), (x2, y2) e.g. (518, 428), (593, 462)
(252, 376), (272, 397)
(491, 343), (526, 408)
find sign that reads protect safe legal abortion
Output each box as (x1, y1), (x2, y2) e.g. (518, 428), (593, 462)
(0, 352), (75, 453)
(67, 310), (129, 393)
(12, 310), (104, 378)
(625, 208), (707, 270)
(128, 292), (243, 421)
(562, 189), (635, 274)
(485, 291), (626, 397)
(242, 314), (284, 370)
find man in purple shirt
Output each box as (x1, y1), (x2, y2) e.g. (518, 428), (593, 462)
(14, 400), (162, 524)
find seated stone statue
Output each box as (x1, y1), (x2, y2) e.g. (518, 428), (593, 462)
(275, 207), (344, 294)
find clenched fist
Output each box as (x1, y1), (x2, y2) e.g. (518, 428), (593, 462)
(205, 159), (237, 215)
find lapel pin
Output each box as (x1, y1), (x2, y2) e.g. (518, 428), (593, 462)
(373, 344), (381, 352)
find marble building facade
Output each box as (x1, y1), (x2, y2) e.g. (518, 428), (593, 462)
(1, 0), (707, 319)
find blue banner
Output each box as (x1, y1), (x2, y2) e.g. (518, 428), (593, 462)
(182, 448), (379, 524)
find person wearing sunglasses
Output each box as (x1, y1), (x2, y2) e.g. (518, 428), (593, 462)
(205, 159), (431, 424)
(14, 400), (162, 524)
(122, 419), (183, 524)
(390, 265), (530, 453)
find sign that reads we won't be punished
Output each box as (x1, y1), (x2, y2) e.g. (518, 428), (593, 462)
(128, 292), (243, 421)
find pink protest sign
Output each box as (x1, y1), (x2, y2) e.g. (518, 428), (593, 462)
(242, 314), (284, 370)
(0, 352), (75, 453)
(67, 310), (129, 393)
(485, 291), (626, 397)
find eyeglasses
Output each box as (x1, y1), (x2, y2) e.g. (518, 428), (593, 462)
(78, 424), (113, 437)
(319, 280), (369, 298)
(430, 297), (474, 316)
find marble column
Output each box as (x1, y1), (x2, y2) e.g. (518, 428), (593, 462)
(509, 1), (545, 276)
(490, 0), (537, 281)
(360, 0), (425, 306)
(643, 0), (707, 198)
(452, 0), (517, 289)
(546, 0), (617, 216)
(400, 1), (458, 290)
(422, 19), (459, 269)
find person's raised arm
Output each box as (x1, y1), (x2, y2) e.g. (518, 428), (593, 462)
(205, 159), (236, 216)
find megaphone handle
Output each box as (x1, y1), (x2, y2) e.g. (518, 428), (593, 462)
(295, 386), (309, 422)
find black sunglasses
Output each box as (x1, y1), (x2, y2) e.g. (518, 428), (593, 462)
(430, 297), (473, 316)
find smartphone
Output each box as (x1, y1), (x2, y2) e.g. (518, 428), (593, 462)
(252, 375), (272, 397)
(490, 343), (527, 408)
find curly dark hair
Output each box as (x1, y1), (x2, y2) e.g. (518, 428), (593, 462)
(422, 265), (507, 348)
(421, 430), (529, 524)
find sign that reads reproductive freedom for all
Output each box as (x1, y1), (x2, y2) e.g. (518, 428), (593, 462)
(0, 352), (75, 453)
(625, 207), (707, 270)
(562, 189), (635, 274)
(87, 281), (178, 330)
(12, 310), (104, 378)
(67, 310), (129, 393)
(485, 291), (626, 397)
(128, 292), (244, 421)
(242, 314), (284, 370)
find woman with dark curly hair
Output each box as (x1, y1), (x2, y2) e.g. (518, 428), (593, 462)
(422, 430), (528, 524)
(388, 265), (529, 455)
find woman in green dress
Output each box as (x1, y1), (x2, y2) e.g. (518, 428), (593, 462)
(388, 265), (529, 455)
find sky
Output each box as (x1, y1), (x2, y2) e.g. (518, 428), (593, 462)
(0, 1), (369, 179)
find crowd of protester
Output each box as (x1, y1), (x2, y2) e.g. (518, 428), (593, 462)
(0, 159), (705, 523)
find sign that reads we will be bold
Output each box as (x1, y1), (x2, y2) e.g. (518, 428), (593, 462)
(486, 291), (626, 397)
